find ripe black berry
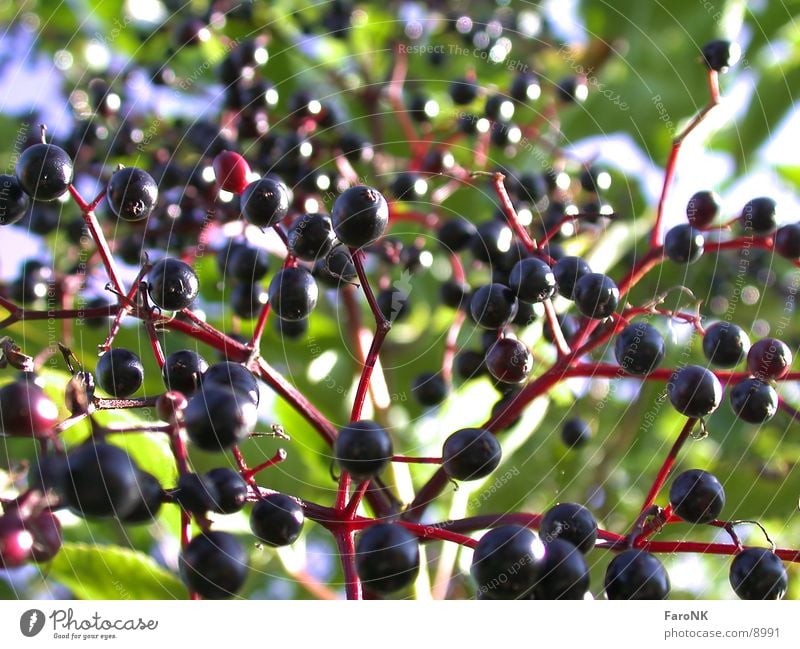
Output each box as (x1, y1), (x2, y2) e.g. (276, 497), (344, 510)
(455, 349), (486, 381)
(540, 503), (598, 554)
(555, 76), (588, 103)
(0, 174), (30, 225)
(241, 176), (290, 228)
(120, 471), (164, 524)
(508, 257), (556, 303)
(667, 365), (723, 417)
(485, 337), (532, 384)
(740, 197), (777, 234)
(179, 531), (248, 599)
(230, 282), (267, 319)
(438, 218), (477, 252)
(202, 362), (259, 406)
(174, 473), (220, 515)
(664, 224), (704, 263)
(614, 322), (666, 376)
(218, 242), (269, 283)
(355, 524), (420, 594)
(184, 386), (258, 451)
(686, 190), (720, 227)
(333, 420), (393, 480)
(15, 142), (73, 201)
(560, 418), (592, 448)
(162, 350), (208, 395)
(275, 316), (308, 340)
(390, 172), (428, 201)
(702, 322), (750, 368)
(331, 185), (388, 248)
(729, 378), (778, 423)
(669, 469), (726, 523)
(106, 167), (158, 221)
(553, 256), (591, 299)
(250, 493), (305, 547)
(442, 427), (502, 481)
(534, 539), (590, 599)
(288, 212), (336, 261)
(148, 258), (199, 311)
(510, 71), (541, 103)
(206, 468), (248, 514)
(775, 223), (800, 259)
(449, 78), (478, 105)
(0, 379), (59, 437)
(61, 442), (141, 518)
(702, 39), (739, 72)
(747, 338), (792, 379)
(573, 273), (619, 319)
(729, 548), (788, 600)
(96, 348), (144, 398)
(469, 220), (512, 264)
(470, 283), (519, 329)
(471, 526), (545, 599)
(440, 280), (469, 310)
(411, 372), (448, 406)
(604, 550), (670, 599)
(267, 267), (318, 321)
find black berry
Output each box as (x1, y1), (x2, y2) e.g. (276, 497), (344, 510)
(162, 350), (208, 395)
(471, 526), (545, 599)
(250, 493), (305, 546)
(553, 256), (591, 299)
(442, 427), (502, 481)
(604, 550), (670, 599)
(96, 348), (144, 398)
(729, 548), (788, 600)
(202, 362), (259, 406)
(174, 473), (220, 515)
(668, 365), (723, 417)
(218, 242), (269, 283)
(702, 39), (739, 72)
(775, 223), (800, 259)
(614, 322), (666, 376)
(560, 418), (592, 448)
(664, 224), (704, 263)
(540, 502), (598, 554)
(241, 176), (290, 228)
(740, 197), (777, 234)
(573, 273), (619, 319)
(534, 539), (590, 599)
(331, 185), (388, 248)
(469, 220), (512, 264)
(669, 469), (726, 523)
(15, 142), (73, 201)
(120, 471), (164, 524)
(729, 378), (778, 423)
(0, 174), (30, 225)
(106, 167), (159, 221)
(411, 372), (448, 406)
(184, 386), (258, 451)
(470, 283), (519, 329)
(747, 338), (792, 379)
(686, 190), (720, 227)
(268, 266), (318, 321)
(179, 531), (248, 599)
(508, 257), (556, 303)
(485, 337), (532, 384)
(438, 218), (477, 252)
(334, 420), (393, 480)
(148, 258), (199, 310)
(288, 212), (336, 261)
(206, 468), (248, 514)
(703, 322), (750, 368)
(355, 524), (420, 594)
(449, 78), (478, 105)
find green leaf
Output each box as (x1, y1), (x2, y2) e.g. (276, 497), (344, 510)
(49, 543), (187, 600)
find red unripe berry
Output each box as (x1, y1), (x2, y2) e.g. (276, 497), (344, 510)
(0, 514), (34, 568)
(212, 150), (251, 194)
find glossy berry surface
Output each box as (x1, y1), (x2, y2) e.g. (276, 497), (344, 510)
(664, 224), (704, 263)
(174, 473), (220, 515)
(686, 190), (720, 227)
(614, 322), (666, 376)
(438, 218), (477, 252)
(202, 362), (259, 406)
(212, 150), (251, 194)
(534, 539), (590, 599)
(179, 531), (248, 600)
(485, 337), (532, 384)
(334, 420), (393, 480)
(747, 338), (792, 379)
(702, 39), (739, 72)
(147, 258), (199, 311)
(702, 322), (750, 368)
(184, 386), (257, 451)
(729, 378), (778, 423)
(106, 167), (158, 221)
(740, 196), (777, 234)
(15, 143), (73, 202)
(604, 550), (670, 599)
(120, 471), (164, 524)
(331, 185), (388, 248)
(471, 525), (545, 599)
(411, 372), (448, 406)
(61, 442), (141, 518)
(206, 468), (248, 514)
(0, 379), (59, 437)
(442, 427), (502, 481)
(553, 256), (591, 299)
(667, 364), (723, 417)
(268, 267), (318, 321)
(508, 257), (556, 303)
(287, 212), (336, 261)
(560, 418), (592, 448)
(669, 469), (726, 523)
(0, 174), (30, 225)
(250, 493), (305, 547)
(469, 220), (511, 264)
(219, 242), (269, 283)
(96, 348), (144, 398)
(470, 283), (519, 329)
(775, 223), (800, 259)
(162, 349), (208, 395)
(729, 548), (788, 600)
(540, 503), (598, 554)
(573, 273), (619, 319)
(241, 176), (290, 228)
(355, 524), (420, 594)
